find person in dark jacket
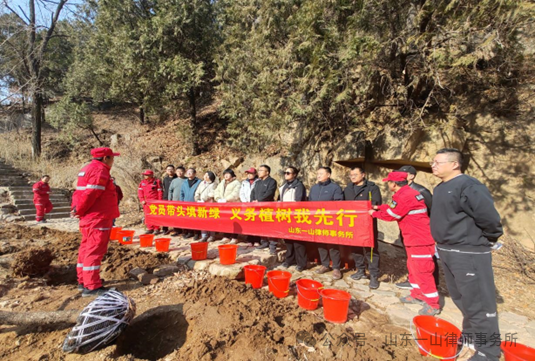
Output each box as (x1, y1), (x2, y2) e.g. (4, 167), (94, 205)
(343, 166), (382, 289)
(430, 148), (503, 361)
(395, 165), (440, 290)
(310, 167), (344, 280)
(162, 164), (177, 235)
(278, 166), (308, 271)
(251, 164), (278, 254)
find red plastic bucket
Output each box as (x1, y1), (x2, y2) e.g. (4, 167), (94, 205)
(218, 244), (239, 265)
(244, 265), (266, 289)
(296, 279), (324, 310)
(155, 238), (171, 252)
(411, 316), (462, 359)
(502, 342), (535, 361)
(139, 234), (154, 247)
(319, 289), (351, 323)
(266, 270), (292, 298)
(118, 230), (135, 245)
(110, 227), (122, 241)
(191, 242), (208, 261)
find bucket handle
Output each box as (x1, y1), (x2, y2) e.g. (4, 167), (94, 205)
(409, 317), (465, 360)
(246, 267), (267, 275)
(297, 286), (323, 302)
(268, 277), (291, 295)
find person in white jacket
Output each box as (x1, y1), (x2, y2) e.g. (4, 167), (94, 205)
(215, 169), (241, 243)
(239, 167), (259, 202)
(195, 171), (219, 242)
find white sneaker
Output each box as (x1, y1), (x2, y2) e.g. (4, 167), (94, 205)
(221, 237), (231, 242)
(229, 239), (238, 244)
(207, 236), (215, 242)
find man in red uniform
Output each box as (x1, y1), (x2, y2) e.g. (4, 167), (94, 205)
(71, 147), (120, 297)
(369, 171), (440, 316)
(138, 170), (163, 235)
(33, 175), (53, 223)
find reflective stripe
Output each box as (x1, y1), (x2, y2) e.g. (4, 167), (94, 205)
(96, 228), (111, 231)
(423, 291), (439, 298)
(33, 188), (39, 192)
(410, 283), (420, 289)
(86, 184), (105, 190)
(35, 204), (43, 206)
(76, 186), (86, 190)
(78, 172), (85, 177)
(77, 263), (83, 268)
(408, 208), (427, 215)
(437, 247), (492, 255)
(82, 265), (100, 271)
(138, 188), (143, 190)
(411, 254), (433, 258)
(157, 189), (163, 191)
(386, 208), (401, 219)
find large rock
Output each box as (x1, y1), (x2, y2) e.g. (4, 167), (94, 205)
(208, 262), (245, 280)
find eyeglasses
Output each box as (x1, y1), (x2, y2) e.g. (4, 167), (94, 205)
(429, 161), (454, 166)
(284, 171), (293, 175)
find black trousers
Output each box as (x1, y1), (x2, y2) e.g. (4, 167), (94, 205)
(438, 248), (500, 361)
(284, 240), (307, 269)
(259, 238), (278, 252)
(318, 243), (341, 270)
(352, 238), (380, 277)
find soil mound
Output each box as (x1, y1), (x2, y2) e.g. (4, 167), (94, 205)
(114, 277), (425, 361)
(11, 247), (54, 277)
(101, 244), (171, 280)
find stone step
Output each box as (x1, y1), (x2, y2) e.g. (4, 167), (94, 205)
(9, 191), (70, 197)
(0, 181), (31, 186)
(18, 206), (72, 216)
(14, 198), (70, 205)
(9, 186), (67, 191)
(22, 212), (72, 221)
(16, 202), (71, 210)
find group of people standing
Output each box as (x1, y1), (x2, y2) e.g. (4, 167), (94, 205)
(64, 146), (502, 361)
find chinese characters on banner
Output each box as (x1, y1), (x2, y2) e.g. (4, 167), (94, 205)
(144, 200), (374, 247)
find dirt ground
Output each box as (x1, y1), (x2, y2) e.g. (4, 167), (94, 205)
(0, 223), (533, 360)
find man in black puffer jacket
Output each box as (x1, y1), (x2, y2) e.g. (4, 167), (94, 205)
(251, 164), (278, 254)
(343, 166), (382, 289)
(309, 167), (344, 280)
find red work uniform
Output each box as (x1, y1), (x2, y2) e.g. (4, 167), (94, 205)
(72, 160), (119, 290)
(33, 181), (53, 221)
(372, 185), (439, 309)
(138, 177), (163, 231)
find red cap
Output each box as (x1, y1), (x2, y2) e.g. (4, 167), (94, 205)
(142, 170), (154, 176)
(245, 167), (257, 174)
(382, 171), (408, 182)
(91, 147), (120, 158)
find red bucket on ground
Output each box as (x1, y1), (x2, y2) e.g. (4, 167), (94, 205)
(155, 238), (171, 252)
(296, 279), (323, 310)
(191, 242), (208, 260)
(218, 244), (239, 265)
(412, 315), (461, 359)
(319, 289), (351, 323)
(502, 342), (535, 361)
(244, 265), (266, 289)
(266, 270), (292, 298)
(118, 230), (134, 245)
(110, 227), (122, 241)
(139, 234), (154, 247)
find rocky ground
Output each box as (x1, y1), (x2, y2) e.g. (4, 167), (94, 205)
(0, 215), (534, 360)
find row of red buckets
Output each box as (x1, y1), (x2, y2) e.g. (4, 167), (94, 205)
(110, 227), (171, 252)
(112, 229), (535, 360)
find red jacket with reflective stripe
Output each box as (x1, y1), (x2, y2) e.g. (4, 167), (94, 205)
(32, 181), (50, 204)
(372, 185), (435, 247)
(71, 160), (119, 219)
(138, 178), (163, 203)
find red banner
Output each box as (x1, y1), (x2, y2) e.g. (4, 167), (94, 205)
(144, 200), (374, 247)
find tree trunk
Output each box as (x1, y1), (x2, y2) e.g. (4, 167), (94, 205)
(0, 309), (79, 328)
(139, 106), (145, 124)
(31, 91), (43, 158)
(189, 87), (200, 156)
(89, 127), (104, 146)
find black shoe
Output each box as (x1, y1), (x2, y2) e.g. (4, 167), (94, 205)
(193, 234), (201, 241)
(280, 263), (290, 268)
(163, 230), (173, 235)
(369, 276), (380, 289)
(77, 284), (85, 291)
(37, 219), (47, 223)
(256, 243), (269, 250)
(82, 286), (114, 298)
(170, 232), (180, 237)
(144, 230), (154, 235)
(296, 266), (306, 272)
(269, 250), (277, 255)
(395, 280), (412, 290)
(154, 230), (162, 235)
(350, 270), (367, 281)
(183, 233), (193, 239)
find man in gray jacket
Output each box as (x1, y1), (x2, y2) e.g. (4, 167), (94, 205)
(167, 166), (185, 237)
(180, 168), (201, 240)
